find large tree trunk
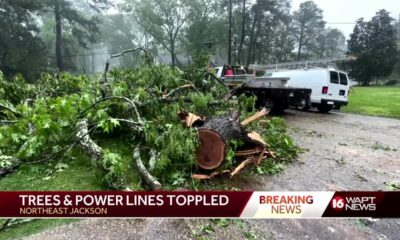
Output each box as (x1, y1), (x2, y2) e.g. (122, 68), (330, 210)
(55, 0), (63, 71)
(196, 111), (265, 170)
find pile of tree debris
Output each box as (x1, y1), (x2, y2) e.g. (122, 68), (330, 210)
(179, 108), (275, 180)
(0, 54), (298, 191)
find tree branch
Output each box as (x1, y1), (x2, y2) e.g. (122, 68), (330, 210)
(133, 144), (162, 190)
(0, 103), (20, 116)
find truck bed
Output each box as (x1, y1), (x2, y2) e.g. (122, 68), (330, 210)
(232, 85), (312, 111)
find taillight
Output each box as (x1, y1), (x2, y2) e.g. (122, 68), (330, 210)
(322, 86), (328, 94)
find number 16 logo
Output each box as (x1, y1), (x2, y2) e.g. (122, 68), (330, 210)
(331, 196), (345, 211)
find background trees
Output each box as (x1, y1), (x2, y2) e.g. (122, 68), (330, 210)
(184, 0), (225, 64)
(44, 0), (109, 71)
(0, 0), (47, 80)
(0, 0), (399, 84)
(348, 10), (398, 85)
(292, 1), (325, 61)
(130, 0), (190, 66)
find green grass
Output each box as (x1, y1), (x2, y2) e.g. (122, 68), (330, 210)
(0, 154), (102, 191)
(0, 153), (101, 240)
(342, 86), (400, 119)
(0, 139), (141, 240)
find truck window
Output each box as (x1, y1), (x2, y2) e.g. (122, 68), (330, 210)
(330, 71), (339, 84)
(339, 73), (348, 85)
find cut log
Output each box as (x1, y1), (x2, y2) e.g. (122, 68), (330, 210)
(196, 111), (266, 170)
(197, 129), (226, 169)
(197, 113), (247, 169)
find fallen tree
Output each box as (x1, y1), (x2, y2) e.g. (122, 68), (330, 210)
(179, 107), (276, 178)
(0, 53), (299, 190)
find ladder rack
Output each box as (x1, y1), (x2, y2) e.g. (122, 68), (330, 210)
(249, 55), (357, 71)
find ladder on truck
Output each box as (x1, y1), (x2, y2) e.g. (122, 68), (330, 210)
(249, 55), (357, 71)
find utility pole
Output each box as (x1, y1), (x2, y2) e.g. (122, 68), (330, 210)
(228, 0), (232, 65)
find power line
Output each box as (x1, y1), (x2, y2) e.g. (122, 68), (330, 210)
(48, 49), (140, 58)
(326, 22), (357, 25)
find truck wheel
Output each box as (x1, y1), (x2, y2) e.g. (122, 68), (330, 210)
(317, 104), (333, 113)
(298, 98), (310, 111)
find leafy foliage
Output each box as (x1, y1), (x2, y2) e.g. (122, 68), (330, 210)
(101, 151), (124, 189)
(0, 64), (298, 189)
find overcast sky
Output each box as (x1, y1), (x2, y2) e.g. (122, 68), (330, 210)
(292, 0), (400, 39)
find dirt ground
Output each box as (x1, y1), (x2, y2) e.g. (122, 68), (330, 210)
(26, 110), (400, 240)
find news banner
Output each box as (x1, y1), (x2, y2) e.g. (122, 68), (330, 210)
(0, 191), (399, 218)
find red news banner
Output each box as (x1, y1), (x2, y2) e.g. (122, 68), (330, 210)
(0, 191), (399, 218)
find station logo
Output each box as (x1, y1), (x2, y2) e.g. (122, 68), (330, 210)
(331, 196), (376, 211)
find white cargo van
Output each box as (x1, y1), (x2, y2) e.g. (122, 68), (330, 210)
(265, 68), (349, 112)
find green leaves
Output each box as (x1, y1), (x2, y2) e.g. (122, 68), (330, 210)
(0, 65), (298, 190)
(0, 155), (14, 168)
(97, 118), (120, 134)
(101, 151), (124, 189)
(170, 172), (187, 186)
(262, 117), (300, 163)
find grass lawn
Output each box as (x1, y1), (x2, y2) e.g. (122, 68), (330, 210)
(0, 139), (141, 240)
(342, 86), (400, 119)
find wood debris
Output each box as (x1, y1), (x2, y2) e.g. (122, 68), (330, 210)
(180, 107), (273, 178)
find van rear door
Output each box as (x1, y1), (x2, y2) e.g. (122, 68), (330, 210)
(327, 71), (340, 101)
(338, 72), (349, 102)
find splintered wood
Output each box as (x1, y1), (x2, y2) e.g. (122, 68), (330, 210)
(178, 108), (275, 179)
(177, 110), (204, 127)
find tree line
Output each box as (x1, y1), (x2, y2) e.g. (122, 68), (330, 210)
(0, 0), (398, 85)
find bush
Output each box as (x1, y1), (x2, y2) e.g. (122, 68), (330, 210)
(384, 79), (399, 86)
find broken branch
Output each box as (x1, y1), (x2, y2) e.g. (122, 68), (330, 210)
(133, 144), (162, 190)
(241, 107), (269, 126)
(0, 103), (20, 116)
(163, 84), (197, 99)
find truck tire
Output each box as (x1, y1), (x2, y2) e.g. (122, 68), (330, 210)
(333, 105), (341, 111)
(317, 104), (333, 113)
(298, 97), (310, 111)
